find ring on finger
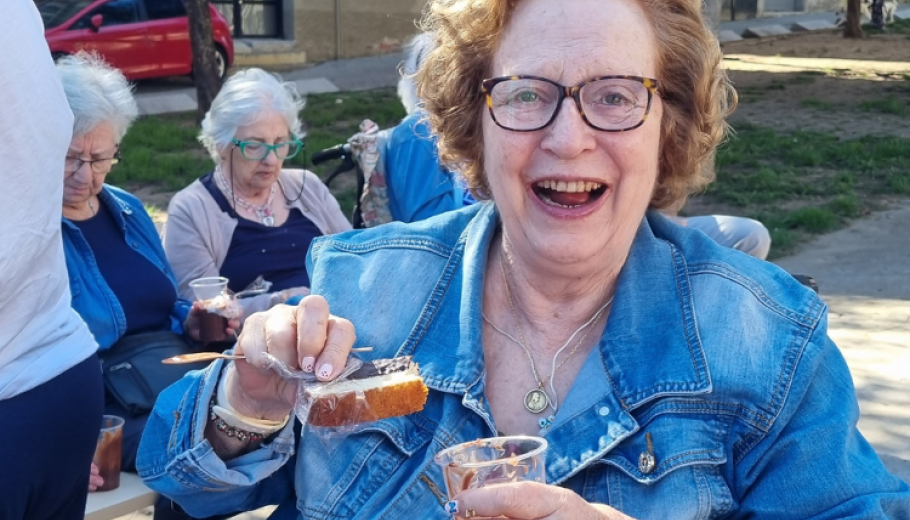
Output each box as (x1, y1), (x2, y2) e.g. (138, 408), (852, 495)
(464, 509), (477, 518)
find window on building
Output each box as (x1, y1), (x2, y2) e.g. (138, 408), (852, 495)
(212, 0), (282, 38)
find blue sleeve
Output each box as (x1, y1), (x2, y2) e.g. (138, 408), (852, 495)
(734, 326), (910, 518)
(386, 116), (460, 223)
(137, 359), (298, 517)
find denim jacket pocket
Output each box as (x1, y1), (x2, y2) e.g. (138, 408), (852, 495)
(297, 415), (440, 519)
(586, 411), (735, 520)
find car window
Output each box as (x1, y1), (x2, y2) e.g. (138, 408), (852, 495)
(145, 0), (187, 20)
(71, 0), (141, 29)
(37, 0), (95, 29)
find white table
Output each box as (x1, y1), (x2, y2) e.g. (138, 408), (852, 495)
(85, 472), (157, 520)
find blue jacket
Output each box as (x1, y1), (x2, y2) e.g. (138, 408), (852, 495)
(62, 185), (190, 350)
(385, 113), (473, 223)
(137, 203), (909, 519)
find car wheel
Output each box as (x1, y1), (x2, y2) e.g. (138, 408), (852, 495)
(214, 46), (228, 80)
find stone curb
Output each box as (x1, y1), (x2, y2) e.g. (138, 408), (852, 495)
(742, 23), (793, 38)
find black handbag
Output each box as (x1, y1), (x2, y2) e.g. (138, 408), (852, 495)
(99, 330), (209, 417)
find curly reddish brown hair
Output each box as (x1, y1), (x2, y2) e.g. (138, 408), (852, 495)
(416, 0), (736, 209)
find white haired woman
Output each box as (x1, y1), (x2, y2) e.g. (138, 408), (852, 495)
(164, 68), (351, 321)
(57, 53), (237, 504)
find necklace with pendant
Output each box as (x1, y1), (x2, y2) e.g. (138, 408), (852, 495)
(482, 243), (613, 414)
(216, 169), (277, 227)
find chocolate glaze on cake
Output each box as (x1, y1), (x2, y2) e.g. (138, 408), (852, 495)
(347, 356), (416, 380)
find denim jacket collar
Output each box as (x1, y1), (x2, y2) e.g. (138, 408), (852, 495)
(61, 185), (135, 232)
(400, 203), (712, 483)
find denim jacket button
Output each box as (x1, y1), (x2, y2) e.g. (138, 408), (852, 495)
(638, 451), (656, 474)
(598, 406), (610, 416)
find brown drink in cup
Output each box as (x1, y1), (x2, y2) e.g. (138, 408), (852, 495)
(93, 415), (124, 491)
(199, 310), (229, 343)
(189, 277), (234, 344)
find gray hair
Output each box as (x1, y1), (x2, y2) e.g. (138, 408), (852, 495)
(199, 68), (305, 162)
(397, 32), (436, 114)
(57, 52), (138, 142)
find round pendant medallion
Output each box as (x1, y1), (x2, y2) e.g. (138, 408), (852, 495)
(524, 388), (550, 414)
(262, 215), (275, 227)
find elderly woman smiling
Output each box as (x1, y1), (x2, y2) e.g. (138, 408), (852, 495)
(164, 68), (351, 318)
(138, 0), (910, 518)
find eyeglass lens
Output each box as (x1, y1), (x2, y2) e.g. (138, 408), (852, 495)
(238, 141), (302, 160)
(65, 157), (116, 174)
(488, 78), (651, 131)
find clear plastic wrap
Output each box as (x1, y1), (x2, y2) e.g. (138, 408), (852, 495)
(259, 352), (367, 445)
(257, 353), (427, 448)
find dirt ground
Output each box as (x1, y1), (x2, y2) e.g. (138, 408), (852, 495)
(721, 30), (910, 139)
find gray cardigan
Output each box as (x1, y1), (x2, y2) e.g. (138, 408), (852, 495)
(163, 169), (352, 317)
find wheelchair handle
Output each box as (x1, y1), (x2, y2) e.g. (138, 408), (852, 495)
(311, 143), (351, 165)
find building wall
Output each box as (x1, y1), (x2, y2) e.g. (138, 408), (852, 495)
(296, 0), (425, 63)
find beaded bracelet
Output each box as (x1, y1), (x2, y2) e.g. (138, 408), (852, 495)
(209, 397), (264, 443)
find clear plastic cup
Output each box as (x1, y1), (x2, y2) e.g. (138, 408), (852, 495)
(93, 415), (125, 491)
(188, 276), (229, 301)
(434, 436), (548, 499)
(189, 277), (231, 343)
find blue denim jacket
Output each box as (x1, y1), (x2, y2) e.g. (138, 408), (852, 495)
(385, 113), (474, 223)
(62, 185), (190, 350)
(137, 203), (909, 519)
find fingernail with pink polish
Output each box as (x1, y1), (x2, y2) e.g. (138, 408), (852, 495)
(444, 500), (460, 515)
(318, 363), (333, 379)
(301, 357), (315, 373)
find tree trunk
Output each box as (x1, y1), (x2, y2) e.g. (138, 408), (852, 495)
(186, 0), (222, 122)
(843, 0), (864, 38)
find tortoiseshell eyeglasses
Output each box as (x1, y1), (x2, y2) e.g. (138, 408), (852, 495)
(481, 75), (660, 132)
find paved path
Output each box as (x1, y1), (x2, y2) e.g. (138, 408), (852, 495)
(775, 199), (910, 482)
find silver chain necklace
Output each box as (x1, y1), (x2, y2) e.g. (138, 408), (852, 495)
(483, 244), (613, 414)
(215, 168), (277, 227)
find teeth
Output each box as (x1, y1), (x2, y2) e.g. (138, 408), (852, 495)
(535, 180), (602, 193)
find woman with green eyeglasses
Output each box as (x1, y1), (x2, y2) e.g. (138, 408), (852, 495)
(164, 68), (351, 320)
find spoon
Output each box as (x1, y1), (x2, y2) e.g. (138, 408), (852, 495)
(162, 347), (374, 365)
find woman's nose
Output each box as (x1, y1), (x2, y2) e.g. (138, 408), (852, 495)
(541, 97), (597, 158)
(72, 162), (93, 183)
(263, 149), (281, 165)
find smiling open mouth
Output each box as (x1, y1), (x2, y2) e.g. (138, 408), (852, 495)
(532, 180), (608, 208)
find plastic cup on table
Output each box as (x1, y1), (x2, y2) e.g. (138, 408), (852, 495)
(92, 415), (125, 491)
(434, 435), (548, 499)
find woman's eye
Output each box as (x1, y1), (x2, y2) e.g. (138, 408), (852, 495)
(509, 90), (540, 104)
(600, 93), (628, 106)
(245, 143), (265, 151)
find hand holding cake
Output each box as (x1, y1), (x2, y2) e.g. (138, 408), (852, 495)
(222, 295), (427, 429)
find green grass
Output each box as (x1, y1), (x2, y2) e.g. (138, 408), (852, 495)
(800, 98), (833, 110)
(864, 17), (910, 35)
(859, 96), (909, 116)
(116, 88), (406, 215)
(704, 124), (910, 257)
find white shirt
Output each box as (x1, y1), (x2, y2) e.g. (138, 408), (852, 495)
(0, 0), (97, 400)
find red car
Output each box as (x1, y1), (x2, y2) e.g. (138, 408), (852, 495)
(38, 0), (234, 81)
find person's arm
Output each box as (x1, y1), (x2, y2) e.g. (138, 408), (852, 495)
(386, 123), (459, 223)
(137, 358), (296, 516)
(734, 320), (910, 517)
